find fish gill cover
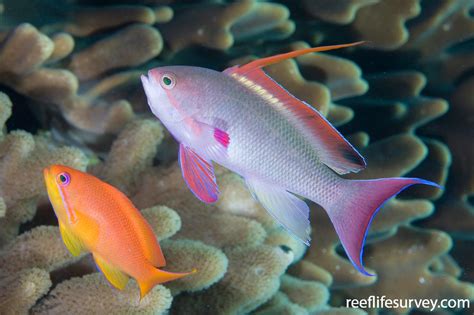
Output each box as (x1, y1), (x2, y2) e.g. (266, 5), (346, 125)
(0, 0), (473, 314)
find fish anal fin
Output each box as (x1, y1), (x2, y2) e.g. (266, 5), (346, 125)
(59, 223), (85, 257)
(246, 178), (311, 245)
(179, 144), (219, 203)
(227, 68), (366, 174)
(93, 253), (129, 290)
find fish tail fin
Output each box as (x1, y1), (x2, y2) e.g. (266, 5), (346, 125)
(138, 267), (197, 299)
(322, 177), (441, 276)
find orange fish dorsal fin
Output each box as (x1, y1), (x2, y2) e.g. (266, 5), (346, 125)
(233, 41), (365, 74)
(59, 223), (86, 256)
(225, 65), (366, 174)
(93, 253), (129, 290)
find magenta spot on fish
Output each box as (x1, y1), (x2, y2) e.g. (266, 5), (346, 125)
(214, 128), (230, 148)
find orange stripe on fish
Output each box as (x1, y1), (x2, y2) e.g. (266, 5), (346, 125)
(44, 165), (196, 299)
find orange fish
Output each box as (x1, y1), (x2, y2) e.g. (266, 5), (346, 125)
(43, 164), (195, 298)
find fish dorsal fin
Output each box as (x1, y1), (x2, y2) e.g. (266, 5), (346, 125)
(246, 178), (311, 245)
(226, 41), (365, 74)
(59, 223), (86, 256)
(225, 67), (366, 174)
(93, 253), (129, 290)
(179, 143), (219, 203)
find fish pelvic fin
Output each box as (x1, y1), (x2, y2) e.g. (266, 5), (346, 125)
(138, 266), (197, 300)
(246, 178), (311, 245)
(59, 223), (86, 257)
(179, 143), (219, 203)
(322, 178), (441, 276)
(233, 41), (365, 74)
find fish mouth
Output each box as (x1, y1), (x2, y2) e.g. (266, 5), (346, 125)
(43, 166), (51, 179)
(140, 74), (149, 86)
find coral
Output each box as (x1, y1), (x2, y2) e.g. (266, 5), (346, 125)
(172, 245), (294, 315)
(254, 291), (308, 315)
(0, 226), (77, 274)
(302, 0), (378, 25)
(69, 24), (163, 81)
(91, 118), (164, 194)
(0, 268), (51, 315)
(279, 274), (330, 312)
(341, 227), (474, 313)
(161, 239), (228, 295)
(0, 93), (87, 246)
(32, 273), (173, 314)
(159, 1), (294, 52)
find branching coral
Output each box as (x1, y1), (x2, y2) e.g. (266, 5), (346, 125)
(159, 0), (294, 52)
(32, 273), (173, 314)
(172, 245), (294, 315)
(0, 93), (87, 246)
(0, 268), (51, 315)
(342, 227), (474, 314)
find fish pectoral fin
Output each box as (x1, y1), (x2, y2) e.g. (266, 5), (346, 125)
(93, 254), (129, 290)
(179, 143), (219, 203)
(59, 223), (85, 257)
(246, 178), (311, 245)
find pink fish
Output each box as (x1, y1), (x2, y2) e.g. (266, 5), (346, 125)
(141, 42), (440, 275)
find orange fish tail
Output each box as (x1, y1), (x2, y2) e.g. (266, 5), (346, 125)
(138, 267), (197, 299)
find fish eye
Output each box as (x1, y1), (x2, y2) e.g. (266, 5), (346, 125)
(160, 73), (176, 89)
(57, 172), (71, 186)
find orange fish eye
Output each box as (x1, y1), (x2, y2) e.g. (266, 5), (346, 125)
(160, 73), (176, 89)
(57, 172), (71, 186)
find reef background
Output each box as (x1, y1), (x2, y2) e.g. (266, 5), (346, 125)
(0, 0), (473, 314)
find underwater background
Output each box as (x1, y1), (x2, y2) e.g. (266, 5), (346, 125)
(0, 0), (473, 314)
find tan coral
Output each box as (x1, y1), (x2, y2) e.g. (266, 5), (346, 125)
(0, 102), (87, 245)
(343, 227), (474, 314)
(69, 24), (163, 80)
(92, 119), (164, 194)
(172, 245), (294, 314)
(161, 239), (228, 295)
(302, 0), (378, 25)
(32, 273), (173, 314)
(352, 0), (421, 50)
(0, 226), (77, 274)
(0, 268), (51, 315)
(0, 23), (54, 76)
(402, 0), (474, 59)
(279, 274), (330, 312)
(47, 32), (74, 63)
(142, 205), (182, 241)
(160, 0), (293, 52)
(64, 5), (157, 37)
(254, 291), (308, 315)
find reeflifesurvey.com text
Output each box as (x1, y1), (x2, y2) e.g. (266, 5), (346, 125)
(346, 295), (471, 312)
